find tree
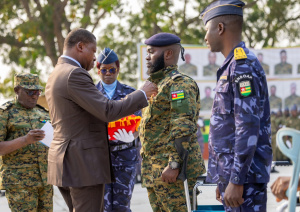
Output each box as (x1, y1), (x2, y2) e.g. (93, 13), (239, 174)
(243, 0), (300, 48)
(0, 0), (118, 97)
(97, 0), (300, 87)
(1, 0), (300, 97)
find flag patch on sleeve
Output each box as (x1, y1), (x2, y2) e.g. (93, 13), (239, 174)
(239, 81), (252, 97)
(171, 90), (185, 101)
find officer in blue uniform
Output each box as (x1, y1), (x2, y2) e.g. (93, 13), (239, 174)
(200, 1), (272, 211)
(96, 47), (141, 212)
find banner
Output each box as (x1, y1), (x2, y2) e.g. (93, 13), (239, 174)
(137, 44), (300, 116)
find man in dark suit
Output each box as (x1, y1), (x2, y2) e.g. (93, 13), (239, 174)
(45, 28), (157, 212)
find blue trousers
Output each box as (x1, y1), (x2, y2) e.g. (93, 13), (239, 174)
(218, 183), (267, 212)
(104, 166), (136, 212)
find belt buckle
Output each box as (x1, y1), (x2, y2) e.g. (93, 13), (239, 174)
(117, 145), (123, 151)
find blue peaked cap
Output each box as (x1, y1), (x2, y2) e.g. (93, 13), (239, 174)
(97, 47), (118, 64)
(200, 0), (245, 25)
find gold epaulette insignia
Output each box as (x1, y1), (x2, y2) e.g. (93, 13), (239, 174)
(234, 47), (247, 60)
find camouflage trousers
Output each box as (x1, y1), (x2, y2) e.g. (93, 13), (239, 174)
(146, 177), (197, 212)
(218, 183), (267, 212)
(5, 184), (53, 212)
(104, 165), (136, 212)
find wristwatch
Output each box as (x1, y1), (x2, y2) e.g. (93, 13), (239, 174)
(169, 161), (180, 170)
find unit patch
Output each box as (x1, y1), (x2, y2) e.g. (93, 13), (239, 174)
(235, 73), (254, 98)
(171, 90), (185, 101)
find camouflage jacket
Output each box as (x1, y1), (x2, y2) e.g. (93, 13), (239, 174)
(0, 100), (50, 189)
(284, 94), (300, 110)
(203, 64), (219, 76)
(207, 42), (272, 185)
(269, 95), (282, 110)
(96, 80), (141, 166)
(274, 62), (292, 75)
(285, 116), (300, 131)
(139, 65), (206, 187)
(178, 63), (198, 76)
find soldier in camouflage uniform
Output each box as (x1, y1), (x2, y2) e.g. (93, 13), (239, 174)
(178, 53), (198, 76)
(203, 52), (220, 76)
(269, 85), (282, 110)
(201, 1), (272, 211)
(96, 48), (141, 212)
(285, 105), (300, 131)
(284, 83), (300, 109)
(200, 86), (214, 111)
(257, 53), (269, 75)
(0, 73), (53, 211)
(274, 50), (292, 75)
(140, 32), (206, 212)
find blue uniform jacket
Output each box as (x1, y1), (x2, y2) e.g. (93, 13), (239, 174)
(96, 80), (142, 166)
(206, 42), (272, 185)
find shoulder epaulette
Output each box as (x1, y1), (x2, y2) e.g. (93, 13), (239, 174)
(169, 70), (182, 80)
(234, 47), (247, 61)
(36, 104), (49, 112)
(0, 101), (13, 111)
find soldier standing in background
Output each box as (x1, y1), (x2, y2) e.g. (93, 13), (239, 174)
(274, 50), (292, 75)
(95, 47), (141, 212)
(285, 105), (300, 131)
(0, 73), (53, 211)
(139, 32), (206, 211)
(201, 0), (272, 211)
(203, 52), (220, 76)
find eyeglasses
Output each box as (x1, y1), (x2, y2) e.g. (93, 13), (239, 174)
(21, 88), (42, 96)
(100, 67), (117, 74)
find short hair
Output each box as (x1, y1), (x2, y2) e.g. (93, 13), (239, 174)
(212, 15), (243, 32)
(64, 28), (96, 49)
(257, 53), (263, 56)
(280, 49), (286, 55)
(205, 86), (211, 91)
(271, 85), (276, 89)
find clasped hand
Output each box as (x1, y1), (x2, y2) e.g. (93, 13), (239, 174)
(222, 182), (244, 208)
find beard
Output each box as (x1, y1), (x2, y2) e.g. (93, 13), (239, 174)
(146, 52), (165, 75)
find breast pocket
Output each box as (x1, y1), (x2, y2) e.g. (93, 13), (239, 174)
(212, 80), (232, 114)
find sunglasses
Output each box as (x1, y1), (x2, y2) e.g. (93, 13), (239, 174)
(21, 88), (42, 96)
(100, 67), (117, 74)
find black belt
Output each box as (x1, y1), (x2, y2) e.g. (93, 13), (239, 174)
(110, 142), (134, 152)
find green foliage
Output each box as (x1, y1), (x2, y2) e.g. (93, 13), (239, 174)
(1, 0), (300, 95)
(0, 0), (118, 97)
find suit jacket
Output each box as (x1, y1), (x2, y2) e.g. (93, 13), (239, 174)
(45, 57), (147, 187)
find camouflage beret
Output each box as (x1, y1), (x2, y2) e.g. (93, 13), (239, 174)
(14, 73), (44, 90)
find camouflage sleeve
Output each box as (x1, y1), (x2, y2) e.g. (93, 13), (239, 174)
(230, 65), (261, 185)
(168, 77), (199, 163)
(0, 110), (9, 142)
